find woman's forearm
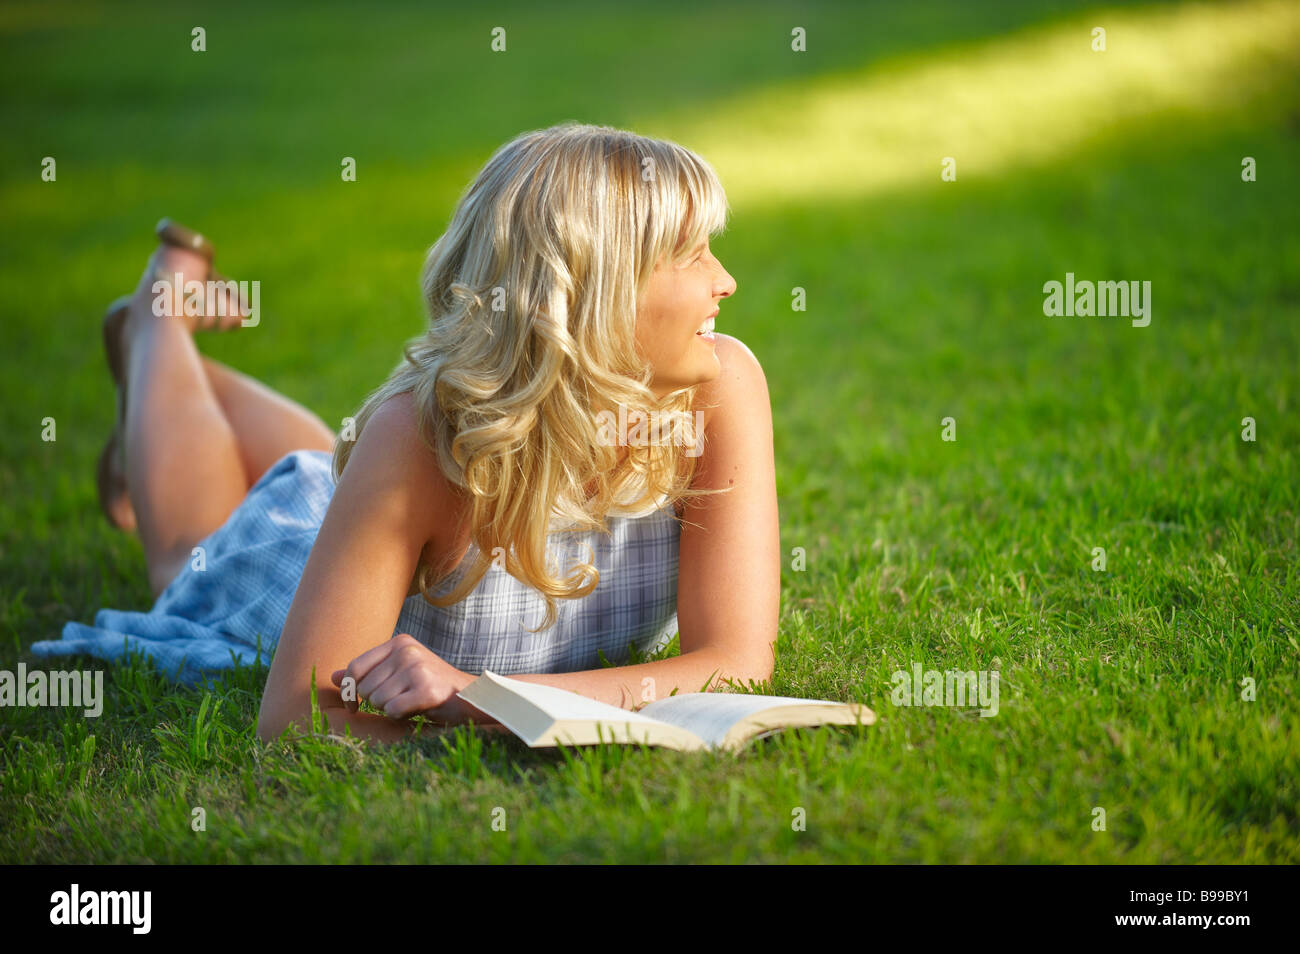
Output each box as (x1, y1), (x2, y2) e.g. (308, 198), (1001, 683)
(262, 686), (503, 746)
(317, 704), (424, 743)
(262, 693), (422, 744)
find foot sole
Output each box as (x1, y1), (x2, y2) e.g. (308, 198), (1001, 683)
(97, 296), (136, 532)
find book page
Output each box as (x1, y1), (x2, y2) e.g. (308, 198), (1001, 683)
(476, 670), (666, 728)
(640, 692), (857, 749)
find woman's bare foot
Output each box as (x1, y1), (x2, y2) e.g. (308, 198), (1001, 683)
(98, 240), (247, 531)
(133, 241), (248, 335)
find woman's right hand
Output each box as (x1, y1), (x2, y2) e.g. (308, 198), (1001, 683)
(329, 633), (485, 723)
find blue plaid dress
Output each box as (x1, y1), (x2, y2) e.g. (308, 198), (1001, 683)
(31, 449), (682, 685)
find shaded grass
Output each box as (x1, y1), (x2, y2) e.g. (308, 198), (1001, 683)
(1, 0), (1297, 862)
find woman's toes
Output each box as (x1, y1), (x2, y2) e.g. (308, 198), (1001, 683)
(203, 275), (249, 331)
(139, 245), (242, 333)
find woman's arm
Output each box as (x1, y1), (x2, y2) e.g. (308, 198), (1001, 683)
(255, 392), (471, 744)
(507, 333), (780, 706)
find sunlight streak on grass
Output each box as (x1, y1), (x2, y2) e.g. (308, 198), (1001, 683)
(654, 0), (1300, 210)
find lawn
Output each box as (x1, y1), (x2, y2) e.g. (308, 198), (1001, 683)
(1, 0), (1297, 863)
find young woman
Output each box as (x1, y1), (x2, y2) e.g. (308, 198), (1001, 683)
(40, 122), (779, 745)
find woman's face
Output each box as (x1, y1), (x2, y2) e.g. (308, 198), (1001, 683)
(635, 237), (736, 398)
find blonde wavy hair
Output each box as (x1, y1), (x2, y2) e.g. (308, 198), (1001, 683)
(332, 121), (732, 630)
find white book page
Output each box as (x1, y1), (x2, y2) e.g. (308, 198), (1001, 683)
(640, 692), (851, 749)
(478, 670), (666, 728)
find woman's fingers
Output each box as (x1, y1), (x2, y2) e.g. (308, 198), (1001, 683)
(345, 636), (399, 681)
(354, 653), (406, 708)
(380, 687), (453, 721)
(367, 669), (457, 720)
(339, 635), (446, 715)
(366, 672), (412, 715)
(384, 690), (452, 722)
(339, 638), (402, 710)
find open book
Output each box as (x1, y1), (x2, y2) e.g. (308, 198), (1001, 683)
(455, 670), (875, 752)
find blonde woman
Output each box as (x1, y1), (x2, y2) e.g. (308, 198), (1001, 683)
(36, 122), (779, 745)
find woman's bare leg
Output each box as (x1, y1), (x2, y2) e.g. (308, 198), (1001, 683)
(120, 252), (250, 597)
(199, 355), (336, 486)
(114, 244), (339, 596)
(109, 356), (337, 541)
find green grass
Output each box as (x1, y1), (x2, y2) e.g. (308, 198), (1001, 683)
(1, 0), (1297, 863)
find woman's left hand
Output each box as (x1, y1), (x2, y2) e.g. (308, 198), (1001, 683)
(331, 633), (491, 724)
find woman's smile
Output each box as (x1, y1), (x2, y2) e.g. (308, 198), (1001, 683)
(695, 310), (718, 342)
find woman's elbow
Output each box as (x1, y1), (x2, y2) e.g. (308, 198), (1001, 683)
(256, 695), (318, 743)
(256, 705), (294, 743)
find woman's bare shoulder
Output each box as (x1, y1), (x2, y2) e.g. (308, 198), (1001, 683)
(345, 391), (466, 539)
(693, 333), (771, 433)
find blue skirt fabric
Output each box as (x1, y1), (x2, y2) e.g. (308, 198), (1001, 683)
(32, 450), (337, 685)
(31, 449), (682, 686)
